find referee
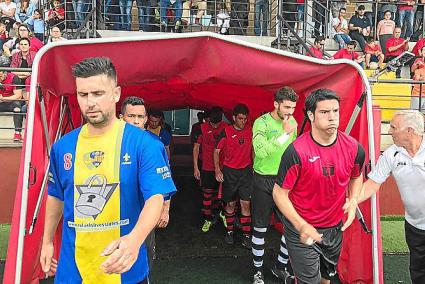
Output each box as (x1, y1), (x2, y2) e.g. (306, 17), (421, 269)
(359, 110), (425, 284)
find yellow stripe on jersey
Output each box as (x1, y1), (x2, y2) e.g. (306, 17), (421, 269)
(73, 120), (125, 284)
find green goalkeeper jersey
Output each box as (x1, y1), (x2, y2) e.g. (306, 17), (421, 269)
(252, 113), (297, 176)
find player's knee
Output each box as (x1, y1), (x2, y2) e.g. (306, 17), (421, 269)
(240, 200), (251, 214)
(226, 201), (236, 212)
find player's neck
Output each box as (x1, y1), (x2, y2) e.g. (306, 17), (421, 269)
(270, 110), (280, 121)
(87, 117), (118, 136)
(311, 128), (337, 146)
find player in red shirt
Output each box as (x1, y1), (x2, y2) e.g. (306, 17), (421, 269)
(214, 104), (253, 247)
(273, 89), (365, 284)
(307, 36), (325, 59)
(364, 36), (385, 69)
(332, 40), (365, 66)
(193, 107), (228, 232)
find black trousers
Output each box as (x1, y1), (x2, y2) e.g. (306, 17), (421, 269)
(405, 220), (425, 284)
(0, 101), (23, 132)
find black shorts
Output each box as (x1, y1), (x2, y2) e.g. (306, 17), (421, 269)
(221, 166), (253, 202)
(251, 173), (277, 228)
(201, 170), (219, 190)
(282, 217), (343, 283)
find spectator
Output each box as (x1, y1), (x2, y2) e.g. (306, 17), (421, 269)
(0, 0), (17, 23)
(332, 7), (351, 50)
(295, 0), (304, 36)
(159, 0), (183, 28)
(15, 0), (36, 23)
(313, 0), (327, 36)
(118, 0), (132, 31)
(0, 57), (24, 142)
(72, 0), (90, 28)
(386, 27), (409, 78)
(48, 26), (67, 42)
(333, 40), (365, 67)
(307, 36), (325, 59)
(410, 48), (425, 110)
(47, 0), (65, 30)
(379, 0), (397, 21)
(182, 0), (207, 26)
(414, 0), (424, 36)
(254, 0), (268, 36)
(365, 37), (385, 69)
(357, 1), (374, 32)
(330, 0), (347, 18)
(397, 0), (415, 39)
(349, 5), (371, 51)
(134, 0), (154, 31)
(24, 9), (45, 41)
(0, 22), (8, 48)
(11, 37), (35, 96)
(412, 34), (425, 56)
(376, 10), (396, 54)
(3, 24), (43, 56)
(217, 5), (230, 35)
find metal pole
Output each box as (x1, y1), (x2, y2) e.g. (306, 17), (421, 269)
(38, 86), (52, 155)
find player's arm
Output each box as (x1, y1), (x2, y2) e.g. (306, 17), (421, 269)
(273, 185), (322, 244)
(40, 196), (62, 274)
(101, 194), (164, 274)
(158, 199), (171, 228)
(341, 142), (366, 231)
(358, 179), (382, 203)
(272, 144), (322, 244)
(214, 130), (226, 182)
(193, 142), (201, 180)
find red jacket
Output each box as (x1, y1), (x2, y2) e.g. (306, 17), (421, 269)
(11, 50), (37, 68)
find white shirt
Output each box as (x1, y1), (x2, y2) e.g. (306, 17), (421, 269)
(332, 17), (348, 37)
(0, 2), (17, 15)
(368, 137), (425, 230)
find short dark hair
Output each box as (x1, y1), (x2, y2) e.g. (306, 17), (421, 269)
(305, 89), (340, 114)
(348, 40), (357, 47)
(339, 7), (346, 13)
(274, 86), (299, 103)
(358, 4), (365, 10)
(18, 37), (30, 46)
(233, 103), (249, 116)
(72, 57), (117, 83)
(314, 36), (325, 44)
(120, 96), (145, 115)
(209, 106), (223, 123)
(149, 110), (164, 119)
(197, 111), (204, 120)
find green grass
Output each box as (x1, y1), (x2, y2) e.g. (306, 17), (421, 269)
(0, 224), (10, 260)
(381, 220), (409, 254)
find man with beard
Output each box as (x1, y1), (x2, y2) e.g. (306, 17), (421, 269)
(251, 86), (298, 284)
(40, 57), (176, 283)
(214, 104), (253, 248)
(273, 89), (365, 284)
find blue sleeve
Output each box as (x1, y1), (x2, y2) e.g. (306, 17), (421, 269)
(47, 144), (64, 201)
(138, 136), (176, 201)
(160, 129), (171, 146)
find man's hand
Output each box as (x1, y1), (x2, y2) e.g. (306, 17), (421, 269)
(100, 234), (141, 274)
(341, 198), (358, 231)
(215, 168), (224, 182)
(194, 167), (200, 180)
(282, 115), (297, 135)
(298, 223), (323, 245)
(157, 209), (169, 228)
(40, 242), (58, 276)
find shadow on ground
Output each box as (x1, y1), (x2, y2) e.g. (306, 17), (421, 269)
(0, 175), (412, 283)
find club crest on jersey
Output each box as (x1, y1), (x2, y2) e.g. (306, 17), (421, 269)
(74, 174), (118, 219)
(122, 153), (131, 165)
(238, 137), (244, 145)
(63, 153), (73, 170)
(83, 151), (105, 169)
